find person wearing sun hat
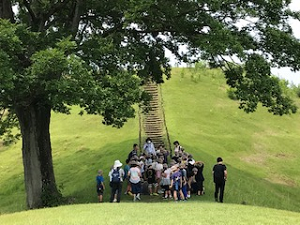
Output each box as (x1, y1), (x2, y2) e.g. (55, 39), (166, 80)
(108, 160), (125, 203)
(128, 160), (142, 201)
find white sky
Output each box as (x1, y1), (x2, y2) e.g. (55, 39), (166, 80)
(166, 0), (300, 85)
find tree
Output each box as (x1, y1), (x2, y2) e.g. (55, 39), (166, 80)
(1, 0), (300, 209)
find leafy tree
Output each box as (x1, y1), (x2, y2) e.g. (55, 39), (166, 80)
(1, 0), (300, 209)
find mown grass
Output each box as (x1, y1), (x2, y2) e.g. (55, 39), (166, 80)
(0, 203), (300, 225)
(1, 67), (300, 218)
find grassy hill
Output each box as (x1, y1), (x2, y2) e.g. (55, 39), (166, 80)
(1, 67), (300, 216)
(1, 203), (300, 225)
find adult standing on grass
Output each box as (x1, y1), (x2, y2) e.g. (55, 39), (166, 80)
(109, 160), (125, 203)
(128, 160), (142, 201)
(212, 157), (227, 203)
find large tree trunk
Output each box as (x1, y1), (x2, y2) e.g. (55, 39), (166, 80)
(15, 104), (60, 209)
(0, 0), (15, 22)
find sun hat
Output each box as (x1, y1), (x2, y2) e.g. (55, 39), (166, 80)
(114, 160), (123, 168)
(130, 160), (138, 167)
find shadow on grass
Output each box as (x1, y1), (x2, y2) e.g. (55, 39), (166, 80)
(1, 139), (300, 213)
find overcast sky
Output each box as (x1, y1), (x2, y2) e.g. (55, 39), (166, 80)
(166, 0), (300, 85)
(272, 0), (300, 85)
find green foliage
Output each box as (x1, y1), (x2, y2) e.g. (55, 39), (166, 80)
(290, 84), (300, 98)
(41, 185), (63, 208)
(224, 55), (297, 115)
(227, 88), (238, 100)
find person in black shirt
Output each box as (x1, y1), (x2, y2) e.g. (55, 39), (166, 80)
(194, 161), (205, 195)
(127, 144), (139, 161)
(212, 157), (227, 203)
(144, 164), (157, 195)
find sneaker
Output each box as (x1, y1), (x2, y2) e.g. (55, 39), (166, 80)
(136, 194), (141, 201)
(150, 193), (153, 196)
(187, 194), (191, 198)
(153, 193), (159, 196)
(128, 191), (133, 196)
(133, 197), (137, 202)
(113, 199), (117, 203)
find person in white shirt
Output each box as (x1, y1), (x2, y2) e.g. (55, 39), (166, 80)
(143, 137), (156, 156)
(128, 161), (142, 201)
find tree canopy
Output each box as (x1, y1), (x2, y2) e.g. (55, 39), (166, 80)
(1, 0), (300, 209)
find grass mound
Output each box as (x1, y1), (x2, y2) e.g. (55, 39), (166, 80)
(1, 67), (300, 215)
(0, 203), (299, 225)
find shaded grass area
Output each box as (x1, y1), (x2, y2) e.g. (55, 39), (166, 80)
(0, 203), (300, 225)
(1, 67), (300, 215)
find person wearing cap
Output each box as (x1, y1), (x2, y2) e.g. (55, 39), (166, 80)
(212, 157), (227, 203)
(108, 160), (125, 203)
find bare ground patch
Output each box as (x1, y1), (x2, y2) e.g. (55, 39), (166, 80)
(253, 129), (281, 138)
(240, 153), (267, 166)
(265, 176), (297, 187)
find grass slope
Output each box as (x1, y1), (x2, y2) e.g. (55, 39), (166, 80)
(1, 67), (300, 216)
(1, 203), (300, 225)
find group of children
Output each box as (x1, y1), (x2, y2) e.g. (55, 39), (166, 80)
(96, 139), (205, 202)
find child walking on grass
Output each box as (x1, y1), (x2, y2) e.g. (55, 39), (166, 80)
(96, 170), (105, 203)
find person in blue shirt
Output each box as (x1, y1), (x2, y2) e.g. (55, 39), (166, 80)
(96, 169), (105, 203)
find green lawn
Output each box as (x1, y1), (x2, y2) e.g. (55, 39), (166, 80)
(0, 203), (299, 225)
(1, 67), (300, 216)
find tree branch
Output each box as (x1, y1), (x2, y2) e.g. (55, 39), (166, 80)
(23, 0), (37, 22)
(71, 0), (82, 35)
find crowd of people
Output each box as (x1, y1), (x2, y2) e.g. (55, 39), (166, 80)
(96, 138), (227, 203)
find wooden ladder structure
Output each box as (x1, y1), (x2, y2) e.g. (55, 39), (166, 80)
(139, 82), (172, 151)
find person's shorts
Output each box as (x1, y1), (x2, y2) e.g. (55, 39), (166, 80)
(131, 182), (141, 194)
(148, 182), (158, 188)
(97, 185), (104, 195)
(162, 185), (170, 191)
(172, 181), (181, 191)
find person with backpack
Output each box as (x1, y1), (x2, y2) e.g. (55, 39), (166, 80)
(212, 157), (227, 203)
(108, 160), (125, 203)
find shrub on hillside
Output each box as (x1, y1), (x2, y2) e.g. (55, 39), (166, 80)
(227, 88), (238, 100)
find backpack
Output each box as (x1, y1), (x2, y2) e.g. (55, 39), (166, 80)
(111, 169), (120, 183)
